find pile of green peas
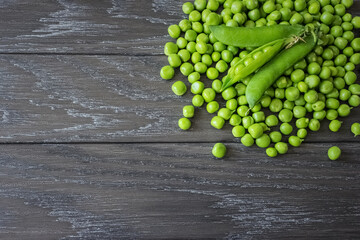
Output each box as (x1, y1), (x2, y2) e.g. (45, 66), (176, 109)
(160, 0), (360, 159)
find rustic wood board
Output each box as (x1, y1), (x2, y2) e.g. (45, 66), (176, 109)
(0, 143), (360, 239)
(0, 0), (360, 239)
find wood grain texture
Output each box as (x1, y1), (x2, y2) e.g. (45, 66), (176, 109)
(0, 143), (360, 239)
(0, 54), (359, 143)
(0, 0), (359, 54)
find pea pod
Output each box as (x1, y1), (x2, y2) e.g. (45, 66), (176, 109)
(209, 24), (305, 48)
(246, 31), (318, 109)
(221, 38), (288, 91)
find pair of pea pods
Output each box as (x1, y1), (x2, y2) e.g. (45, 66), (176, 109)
(209, 24), (318, 109)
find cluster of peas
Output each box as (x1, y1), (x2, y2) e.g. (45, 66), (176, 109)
(160, 0), (360, 159)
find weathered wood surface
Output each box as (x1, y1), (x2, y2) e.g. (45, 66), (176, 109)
(0, 0), (360, 239)
(0, 143), (360, 239)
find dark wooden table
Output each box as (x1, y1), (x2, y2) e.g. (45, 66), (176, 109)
(0, 0), (360, 239)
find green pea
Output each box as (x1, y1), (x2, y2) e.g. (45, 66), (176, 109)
(342, 31), (354, 41)
(256, 134), (271, 148)
(320, 11), (334, 25)
(351, 38), (360, 51)
(192, 94), (204, 107)
(290, 69), (305, 83)
(313, 110), (326, 120)
(339, 89), (351, 101)
(304, 90), (319, 104)
(235, 83), (246, 96)
(242, 116), (255, 129)
(275, 142), (288, 154)
(278, 109), (293, 123)
(349, 95), (360, 107)
(309, 118), (321, 131)
(344, 71), (357, 85)
(297, 128), (307, 139)
(180, 62), (194, 76)
(326, 109), (339, 120)
(338, 103), (351, 117)
(350, 53), (360, 64)
(329, 119), (342, 132)
(293, 106), (307, 118)
(252, 111), (265, 123)
(218, 108), (232, 120)
(202, 88), (216, 102)
(222, 87), (237, 100)
(206, 101), (220, 114)
(265, 115), (279, 127)
(269, 98), (283, 113)
(226, 99), (238, 111)
(237, 95), (248, 105)
(188, 72), (200, 84)
(231, 0), (244, 13)
(211, 116), (225, 129)
(216, 60), (228, 73)
(312, 101), (326, 112)
(275, 88), (285, 99)
(308, 1), (321, 14)
(182, 2), (194, 14)
(285, 87), (300, 101)
(191, 81), (204, 95)
(178, 117), (191, 130)
(194, 62), (207, 73)
(212, 80), (222, 93)
(172, 81), (187, 96)
(183, 105), (195, 118)
(290, 12), (303, 25)
(280, 122), (293, 135)
(221, 50), (234, 63)
(349, 84), (360, 95)
(296, 117), (309, 129)
(283, 100), (295, 110)
(160, 65), (175, 80)
(269, 131), (282, 143)
(237, 105), (250, 117)
(326, 98), (340, 109)
(260, 95), (272, 108)
(168, 54), (182, 68)
(233, 125), (246, 138)
(230, 114), (242, 126)
(305, 75), (320, 89)
(168, 24), (181, 38)
(351, 122), (360, 136)
(289, 135), (302, 147)
(179, 19), (192, 32)
(266, 147), (278, 157)
(212, 143), (226, 158)
(241, 133), (255, 147)
(164, 42), (179, 56)
(328, 146), (341, 160)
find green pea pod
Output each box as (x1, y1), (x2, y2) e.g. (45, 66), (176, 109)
(221, 38), (287, 92)
(209, 24), (305, 48)
(246, 31), (318, 109)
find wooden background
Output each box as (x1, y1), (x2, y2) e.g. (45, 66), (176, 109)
(0, 0), (360, 239)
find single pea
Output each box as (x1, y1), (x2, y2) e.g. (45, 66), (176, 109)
(339, 89), (351, 101)
(235, 83), (246, 97)
(290, 69), (305, 83)
(313, 110), (326, 120)
(230, 114), (242, 126)
(349, 95), (360, 107)
(304, 90), (319, 104)
(305, 75), (320, 89)
(293, 106), (307, 118)
(352, 16), (360, 28)
(242, 116), (255, 129)
(309, 118), (321, 131)
(256, 134), (271, 148)
(160, 65), (175, 80)
(245, 0), (259, 10)
(351, 38), (360, 52)
(275, 142), (288, 154)
(231, 0), (244, 13)
(280, 122), (293, 135)
(182, 2), (194, 14)
(222, 87), (237, 101)
(180, 62), (194, 76)
(252, 111), (265, 123)
(164, 42), (179, 56)
(266, 147), (278, 157)
(241, 133), (254, 147)
(350, 53), (360, 65)
(349, 84), (360, 95)
(172, 81), (187, 96)
(269, 131), (282, 143)
(351, 122), (360, 136)
(322, 48), (334, 60)
(211, 116), (225, 129)
(218, 108), (232, 120)
(206, 101), (219, 114)
(275, 88), (285, 99)
(329, 119), (342, 132)
(215, 60), (228, 73)
(178, 117), (191, 130)
(212, 143), (227, 158)
(202, 88), (216, 102)
(221, 50), (234, 63)
(278, 109), (293, 123)
(212, 80), (222, 93)
(326, 98), (340, 109)
(312, 101), (326, 112)
(338, 103), (351, 117)
(342, 31), (354, 42)
(232, 125), (246, 138)
(188, 72), (200, 84)
(192, 94), (204, 107)
(183, 105), (195, 118)
(178, 49), (191, 63)
(296, 117), (309, 129)
(326, 109), (339, 120)
(265, 115), (279, 127)
(344, 71), (357, 85)
(237, 105), (250, 117)
(342, 21), (354, 31)
(168, 54), (182, 68)
(260, 95), (272, 108)
(289, 136), (302, 147)
(328, 146), (341, 160)
(341, 0), (353, 8)
(206, 67), (219, 80)
(269, 98), (283, 113)
(194, 62), (207, 74)
(320, 11), (334, 25)
(309, 1), (321, 14)
(168, 24), (181, 39)
(194, 0), (207, 11)
(319, 81), (334, 95)
(226, 99), (238, 111)
(283, 100), (295, 110)
(285, 87), (300, 101)
(201, 54), (212, 66)
(290, 12), (303, 25)
(297, 128), (307, 139)
(179, 19), (192, 32)
(191, 81), (204, 95)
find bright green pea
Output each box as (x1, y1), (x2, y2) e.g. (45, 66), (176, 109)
(266, 147), (278, 157)
(285, 87), (300, 101)
(293, 106), (306, 118)
(211, 116), (225, 129)
(256, 134), (271, 148)
(172, 81), (187, 96)
(305, 75), (320, 89)
(283, 100), (295, 110)
(229, 114), (242, 126)
(260, 95), (272, 108)
(178, 117), (191, 130)
(179, 19), (192, 32)
(275, 88), (285, 99)
(320, 11), (334, 25)
(312, 101), (326, 111)
(241, 133), (254, 147)
(278, 109), (293, 123)
(328, 146), (341, 160)
(326, 109), (339, 120)
(188, 72), (200, 84)
(288, 135), (302, 147)
(351, 122), (360, 136)
(297, 128), (307, 139)
(221, 50), (234, 63)
(237, 105), (250, 117)
(206, 67), (219, 80)
(304, 90), (319, 104)
(265, 115), (279, 127)
(212, 143), (226, 158)
(202, 88), (216, 102)
(275, 142), (288, 154)
(352, 16), (360, 28)
(349, 84), (360, 95)
(182, 2), (194, 14)
(308, 1), (321, 14)
(180, 62), (194, 76)
(329, 119), (342, 132)
(269, 98), (283, 113)
(192, 94), (204, 107)
(350, 38), (360, 52)
(168, 54), (182, 68)
(212, 79), (223, 93)
(290, 69), (305, 83)
(252, 111), (265, 123)
(338, 103), (351, 117)
(160, 65), (175, 80)
(269, 131), (282, 143)
(168, 24), (181, 38)
(164, 42), (178, 56)
(242, 116), (255, 129)
(218, 108), (232, 120)
(349, 95), (360, 107)
(296, 117), (309, 129)
(309, 118), (321, 131)
(280, 122), (293, 135)
(216, 60), (228, 73)
(350, 53), (360, 64)
(222, 87), (237, 100)
(183, 105), (195, 119)
(191, 81), (204, 95)
(226, 99), (238, 111)
(194, 62), (207, 73)
(206, 101), (219, 114)
(232, 125), (246, 138)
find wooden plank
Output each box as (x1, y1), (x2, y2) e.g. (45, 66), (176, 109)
(0, 54), (359, 143)
(0, 0), (359, 54)
(0, 143), (359, 239)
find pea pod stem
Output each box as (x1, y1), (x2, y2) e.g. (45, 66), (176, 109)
(246, 30), (318, 109)
(209, 24), (305, 48)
